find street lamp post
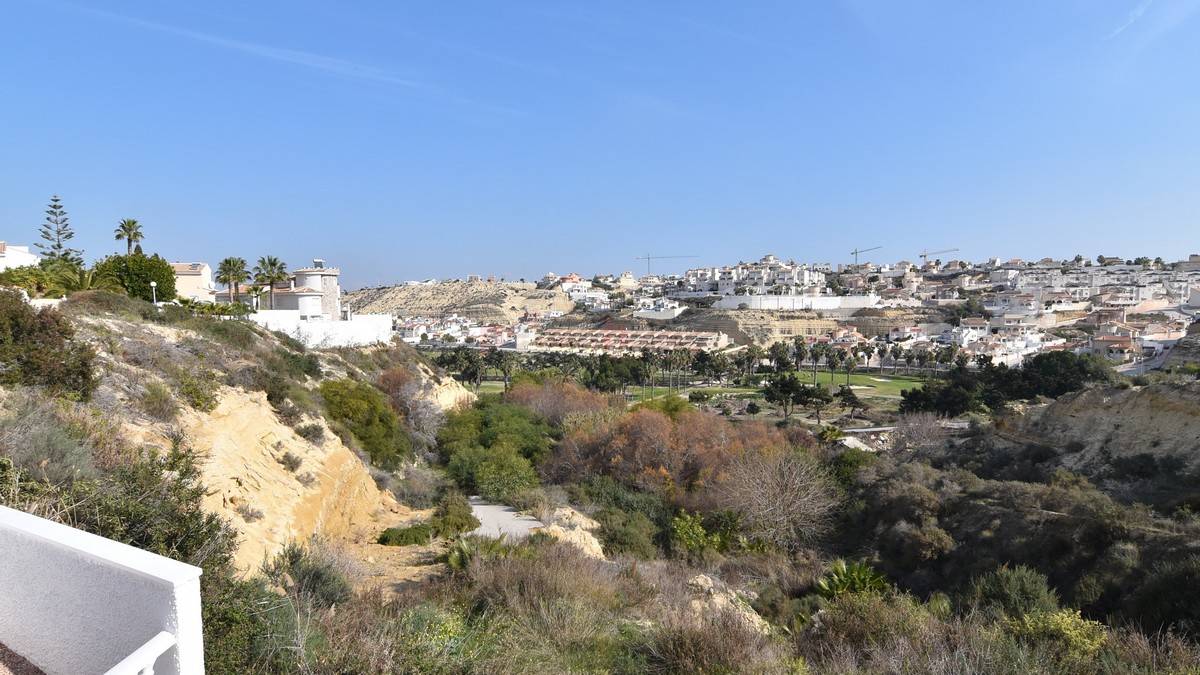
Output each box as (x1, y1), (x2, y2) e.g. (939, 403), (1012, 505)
(150, 280), (157, 304)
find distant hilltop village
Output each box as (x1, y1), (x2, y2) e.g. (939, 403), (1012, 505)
(341, 251), (1200, 373)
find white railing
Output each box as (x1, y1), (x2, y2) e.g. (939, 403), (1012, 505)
(104, 632), (177, 675)
(0, 506), (204, 675)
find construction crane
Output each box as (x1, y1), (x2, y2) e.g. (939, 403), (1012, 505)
(633, 253), (698, 277)
(919, 248), (959, 266)
(849, 246), (881, 265)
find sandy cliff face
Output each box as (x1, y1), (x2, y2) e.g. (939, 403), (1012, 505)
(344, 281), (573, 325)
(413, 362), (475, 411)
(126, 388), (406, 573)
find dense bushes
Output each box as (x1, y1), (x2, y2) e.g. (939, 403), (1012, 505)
(378, 523), (432, 546)
(263, 541), (352, 608)
(900, 351), (1114, 416)
(967, 564), (1060, 620)
(0, 289), (96, 399)
(319, 378), (410, 469)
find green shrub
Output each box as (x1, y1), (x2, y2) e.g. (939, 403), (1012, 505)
(0, 288), (96, 399)
(830, 447), (877, 487)
(391, 463), (447, 508)
(670, 511), (720, 558)
(631, 394), (693, 419)
(181, 317), (260, 351)
(0, 393), (97, 483)
(437, 398), (554, 465)
(263, 541), (352, 608)
(816, 559), (891, 598)
(966, 564), (1060, 620)
(319, 378), (410, 470)
(641, 612), (785, 674)
(269, 347), (321, 380)
(277, 451), (303, 472)
(93, 252), (177, 302)
(595, 507), (659, 559)
(295, 423), (325, 444)
(803, 591), (931, 652)
(1006, 609), (1107, 661)
(446, 445), (490, 492)
(60, 289), (155, 319)
(443, 535), (531, 572)
(140, 381), (178, 421)
(569, 476), (673, 530)
(174, 368), (219, 412)
(272, 330), (308, 353)
(430, 492), (481, 538)
(378, 523), (433, 546)
(1128, 555), (1200, 634)
(475, 451), (539, 503)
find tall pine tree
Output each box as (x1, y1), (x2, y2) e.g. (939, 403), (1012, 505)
(36, 195), (83, 266)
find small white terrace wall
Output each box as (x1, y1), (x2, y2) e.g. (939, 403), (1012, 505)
(250, 310), (393, 348)
(0, 505), (204, 675)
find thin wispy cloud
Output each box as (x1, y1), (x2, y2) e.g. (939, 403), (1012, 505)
(1107, 0), (1155, 39)
(47, 1), (523, 116)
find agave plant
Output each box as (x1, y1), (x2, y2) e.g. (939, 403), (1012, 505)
(816, 559), (891, 599)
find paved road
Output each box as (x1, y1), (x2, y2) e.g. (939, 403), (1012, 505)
(468, 496), (544, 539)
(843, 420), (970, 434)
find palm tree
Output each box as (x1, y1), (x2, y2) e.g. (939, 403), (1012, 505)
(890, 344), (904, 374)
(844, 353), (858, 385)
(47, 263), (123, 296)
(809, 343), (824, 383)
(253, 256), (289, 309)
(216, 257), (250, 306)
(792, 338), (808, 372)
(114, 219), (144, 255)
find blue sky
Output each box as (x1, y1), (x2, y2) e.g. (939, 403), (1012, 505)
(2, 1), (1199, 287)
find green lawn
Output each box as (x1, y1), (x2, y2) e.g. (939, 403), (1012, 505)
(475, 380), (506, 394)
(792, 370), (927, 398)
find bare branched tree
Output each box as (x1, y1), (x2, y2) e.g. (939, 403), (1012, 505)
(719, 449), (840, 552)
(890, 412), (947, 452)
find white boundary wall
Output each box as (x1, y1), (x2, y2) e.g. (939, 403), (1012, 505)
(0, 505), (203, 675)
(249, 310), (393, 348)
(713, 294), (880, 311)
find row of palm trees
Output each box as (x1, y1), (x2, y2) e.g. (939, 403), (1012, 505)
(111, 218), (289, 311)
(214, 256), (289, 310)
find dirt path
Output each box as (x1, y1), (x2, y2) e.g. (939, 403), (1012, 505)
(468, 497), (544, 539)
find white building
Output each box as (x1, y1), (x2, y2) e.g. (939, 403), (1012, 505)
(218, 259), (392, 348)
(0, 242), (40, 272)
(171, 262), (216, 303)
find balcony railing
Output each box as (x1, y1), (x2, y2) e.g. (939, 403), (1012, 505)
(0, 506), (204, 675)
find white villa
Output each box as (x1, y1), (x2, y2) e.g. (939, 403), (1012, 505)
(0, 242), (40, 272)
(216, 259), (390, 348)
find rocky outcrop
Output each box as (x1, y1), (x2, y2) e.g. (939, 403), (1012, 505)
(1164, 324), (1200, 369)
(685, 574), (771, 634)
(534, 524), (606, 559)
(1014, 382), (1200, 506)
(533, 507), (605, 559)
(413, 362), (475, 411)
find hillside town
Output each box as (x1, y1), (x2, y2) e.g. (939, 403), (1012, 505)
(338, 252), (1200, 374)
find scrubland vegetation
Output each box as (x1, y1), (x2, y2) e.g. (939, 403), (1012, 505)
(1, 289), (1198, 673)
